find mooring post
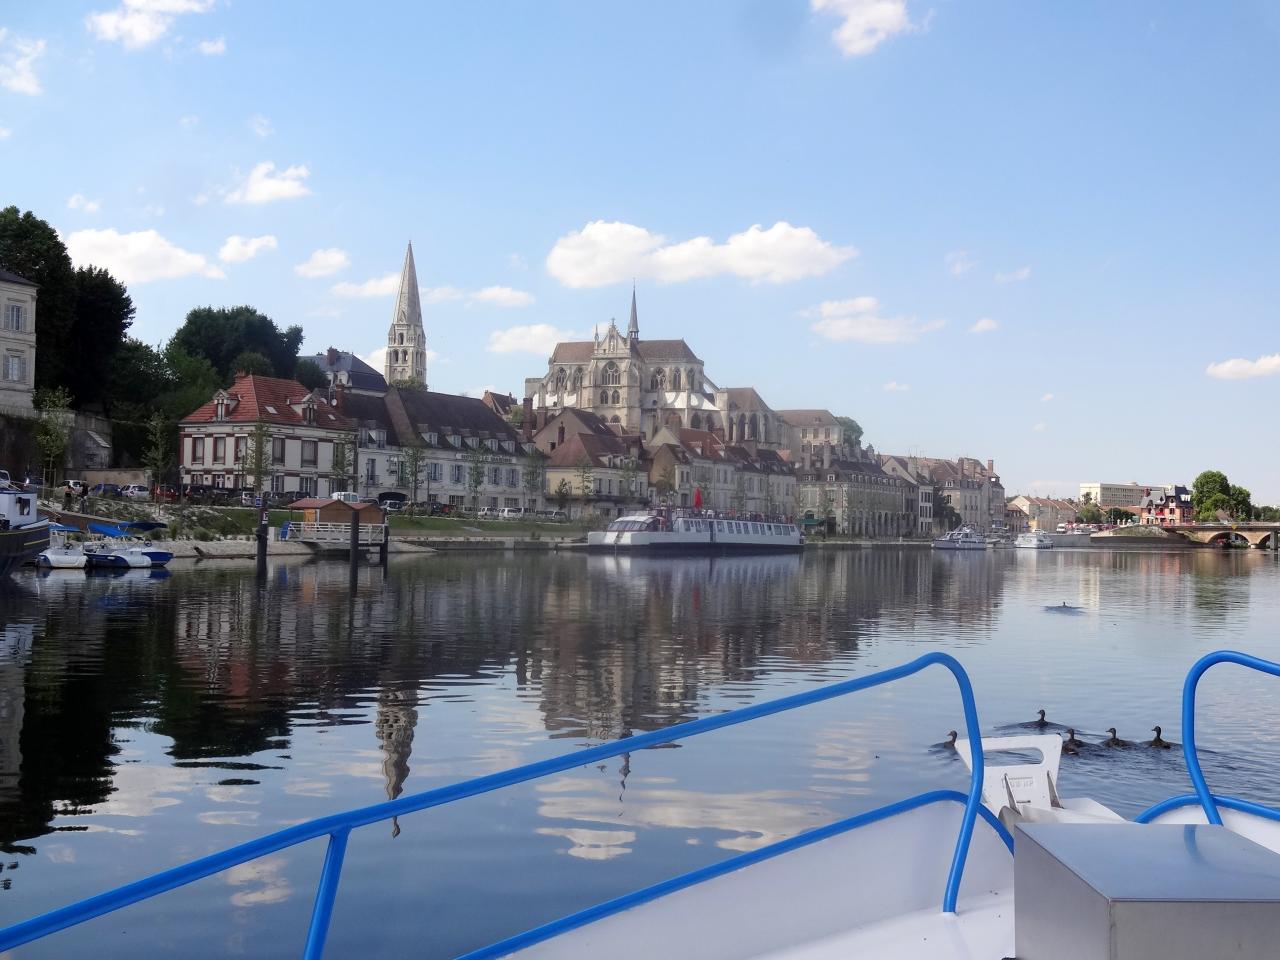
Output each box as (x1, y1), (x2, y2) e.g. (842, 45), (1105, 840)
(379, 523), (388, 566)
(256, 501), (268, 579)
(349, 506), (360, 565)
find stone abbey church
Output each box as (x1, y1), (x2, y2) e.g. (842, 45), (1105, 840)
(524, 291), (787, 450)
(383, 243), (429, 387)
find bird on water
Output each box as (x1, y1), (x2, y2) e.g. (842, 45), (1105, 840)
(1063, 729), (1084, 754)
(1104, 727), (1129, 748)
(1147, 726), (1172, 749)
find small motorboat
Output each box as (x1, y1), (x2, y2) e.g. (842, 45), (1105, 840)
(932, 526), (987, 550)
(1015, 530), (1054, 549)
(35, 523), (88, 569)
(84, 521), (172, 569)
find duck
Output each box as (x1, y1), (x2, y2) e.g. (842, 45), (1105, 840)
(1104, 727), (1129, 748)
(1147, 726), (1172, 749)
(934, 730), (959, 750)
(1030, 708), (1049, 729)
(1063, 728), (1084, 754)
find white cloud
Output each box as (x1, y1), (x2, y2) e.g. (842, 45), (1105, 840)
(883, 381), (910, 392)
(218, 234), (277, 263)
(1033, 422), (1047, 432)
(1041, 392), (1054, 402)
(808, 296), (944, 344)
(67, 194), (102, 214)
(331, 272), (400, 297)
(294, 247), (349, 278)
(249, 113), (273, 138)
(547, 220), (855, 288)
(179, 114), (199, 127)
(0, 126), (10, 140)
(86, 0), (215, 50)
(65, 227), (224, 283)
(968, 317), (998, 334)
(995, 266), (1032, 283)
(487, 324), (581, 355)
(470, 285), (535, 308)
(196, 36), (225, 55)
(225, 161), (311, 204)
(422, 285), (464, 304)
(945, 249), (975, 277)
(812, 0), (915, 57)
(1205, 353), (1280, 380)
(0, 29), (46, 95)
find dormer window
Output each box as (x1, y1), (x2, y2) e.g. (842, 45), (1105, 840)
(502, 440), (515, 453)
(215, 398), (227, 422)
(424, 432), (438, 446)
(450, 434), (461, 447)
(486, 438), (498, 451)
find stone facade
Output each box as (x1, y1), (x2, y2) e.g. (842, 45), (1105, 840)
(796, 453), (916, 538)
(0, 268), (37, 413)
(384, 244), (428, 387)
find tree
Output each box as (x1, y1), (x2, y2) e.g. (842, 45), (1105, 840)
(231, 349), (274, 377)
(1229, 484), (1253, 521)
(142, 413), (173, 492)
(554, 478), (572, 511)
(401, 439), (426, 511)
(68, 266), (135, 410)
(655, 465), (676, 504)
(1198, 492), (1232, 521)
(0, 207), (78, 396)
(1078, 502), (1103, 525)
(465, 444), (486, 511)
(936, 496), (962, 531)
(170, 305), (303, 382)
(1191, 471), (1231, 513)
(575, 456), (595, 500)
(732, 473), (747, 514)
(294, 358), (327, 391)
(34, 386), (74, 484)
(244, 420), (269, 493)
(1105, 507), (1131, 525)
(619, 456), (638, 504)
(156, 342), (221, 422)
(835, 415), (863, 448)
(329, 435), (353, 493)
(522, 452), (546, 505)
(1081, 491), (1094, 505)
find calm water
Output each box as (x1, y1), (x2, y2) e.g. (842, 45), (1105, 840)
(2, 547), (1280, 957)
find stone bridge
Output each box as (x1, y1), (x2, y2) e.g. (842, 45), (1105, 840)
(1167, 523), (1280, 548)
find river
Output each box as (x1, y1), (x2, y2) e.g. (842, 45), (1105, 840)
(1, 547), (1279, 957)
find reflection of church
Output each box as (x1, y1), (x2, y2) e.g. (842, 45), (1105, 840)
(524, 292), (786, 449)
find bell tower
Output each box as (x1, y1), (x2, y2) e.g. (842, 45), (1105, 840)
(385, 243), (427, 387)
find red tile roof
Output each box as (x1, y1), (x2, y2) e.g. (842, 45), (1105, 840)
(182, 374), (355, 429)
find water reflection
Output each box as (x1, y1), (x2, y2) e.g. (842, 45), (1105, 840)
(0, 550), (1278, 957)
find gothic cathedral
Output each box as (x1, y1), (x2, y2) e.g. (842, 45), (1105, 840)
(385, 243), (428, 387)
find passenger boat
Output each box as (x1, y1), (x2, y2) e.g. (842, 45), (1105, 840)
(5, 650), (1280, 959)
(36, 523), (88, 569)
(932, 526), (987, 550)
(84, 521), (172, 569)
(587, 510), (802, 552)
(1014, 530), (1054, 549)
(0, 487), (51, 576)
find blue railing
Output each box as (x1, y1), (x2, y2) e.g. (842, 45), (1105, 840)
(1136, 650), (1280, 826)
(0, 652), (995, 958)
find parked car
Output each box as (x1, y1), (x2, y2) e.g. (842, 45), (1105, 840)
(427, 502), (452, 516)
(546, 510), (568, 522)
(120, 484), (149, 499)
(22, 476), (45, 492)
(358, 496), (379, 505)
(154, 484), (179, 502)
(384, 500), (406, 512)
(477, 506), (498, 519)
(497, 507), (525, 520)
(91, 482), (122, 498)
(331, 491), (361, 504)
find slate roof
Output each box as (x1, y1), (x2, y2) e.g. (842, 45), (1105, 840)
(0, 266), (36, 287)
(776, 409), (838, 427)
(182, 374), (355, 429)
(546, 431), (631, 469)
(396, 388), (522, 447)
(547, 338), (702, 364)
(339, 391), (395, 432)
(307, 350), (388, 393)
(722, 387), (772, 411)
(549, 342), (595, 363)
(482, 390), (518, 417)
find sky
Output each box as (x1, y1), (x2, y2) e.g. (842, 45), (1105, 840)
(3, 1), (1279, 500)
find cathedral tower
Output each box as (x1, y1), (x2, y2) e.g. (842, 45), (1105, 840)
(385, 243), (427, 387)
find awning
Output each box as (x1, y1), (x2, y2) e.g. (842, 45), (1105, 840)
(85, 430), (111, 449)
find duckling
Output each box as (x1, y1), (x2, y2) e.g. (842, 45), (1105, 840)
(1027, 708), (1049, 729)
(945, 729), (958, 748)
(1104, 727), (1129, 748)
(1063, 728), (1084, 753)
(1147, 726), (1172, 749)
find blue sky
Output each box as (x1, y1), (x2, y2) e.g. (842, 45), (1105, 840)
(3, 1), (1279, 499)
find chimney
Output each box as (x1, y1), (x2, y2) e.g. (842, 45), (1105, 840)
(326, 346), (339, 367)
(522, 396), (533, 441)
(987, 459), (994, 474)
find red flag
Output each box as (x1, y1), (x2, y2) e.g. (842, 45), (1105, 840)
(694, 487), (703, 508)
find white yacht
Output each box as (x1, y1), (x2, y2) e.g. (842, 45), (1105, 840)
(1015, 530), (1054, 549)
(587, 510), (802, 552)
(932, 526), (987, 550)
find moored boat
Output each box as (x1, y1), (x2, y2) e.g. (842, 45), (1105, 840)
(1014, 530), (1053, 549)
(932, 526), (987, 550)
(0, 487), (51, 576)
(587, 510), (802, 552)
(35, 523), (88, 569)
(84, 521), (172, 569)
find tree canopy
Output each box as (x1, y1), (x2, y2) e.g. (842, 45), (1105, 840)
(0, 205), (78, 394)
(70, 266), (135, 408)
(171, 305), (303, 382)
(835, 415), (863, 447)
(293, 358), (328, 390)
(1191, 471), (1230, 511)
(1191, 469), (1253, 521)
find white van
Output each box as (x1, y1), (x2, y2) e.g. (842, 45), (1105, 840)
(331, 491), (361, 504)
(498, 507), (525, 520)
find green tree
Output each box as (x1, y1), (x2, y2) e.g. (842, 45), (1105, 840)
(0, 206), (77, 394)
(465, 444), (486, 510)
(619, 456), (638, 503)
(1081, 491), (1094, 505)
(106, 338), (170, 463)
(1191, 470), (1231, 513)
(245, 420), (269, 493)
(294, 358), (327, 390)
(1078, 502), (1103, 525)
(142, 413), (173, 493)
(170, 305), (303, 382)
(522, 452), (546, 504)
(1228, 484), (1253, 521)
(401, 440), (426, 511)
(1105, 507), (1131, 525)
(936, 496), (962, 531)
(69, 265), (135, 409)
(655, 465), (676, 504)
(835, 415), (864, 447)
(554, 478), (572, 512)
(575, 456), (595, 500)
(231, 350), (274, 377)
(328, 435), (353, 493)
(1198, 492), (1232, 521)
(732, 473), (747, 514)
(34, 386), (74, 484)
(156, 342), (221, 422)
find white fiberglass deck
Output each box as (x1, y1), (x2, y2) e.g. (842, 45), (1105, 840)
(509, 802), (1014, 960)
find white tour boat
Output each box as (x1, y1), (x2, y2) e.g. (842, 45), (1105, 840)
(6, 650), (1280, 960)
(587, 510), (802, 552)
(932, 526), (987, 551)
(0, 487), (50, 577)
(1015, 530), (1054, 549)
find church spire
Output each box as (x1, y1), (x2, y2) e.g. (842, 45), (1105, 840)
(385, 242), (427, 387)
(627, 284), (639, 342)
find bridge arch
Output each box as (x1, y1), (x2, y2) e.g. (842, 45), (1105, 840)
(1204, 530), (1251, 548)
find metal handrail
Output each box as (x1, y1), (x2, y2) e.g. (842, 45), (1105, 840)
(0, 652), (990, 958)
(1175, 650), (1280, 825)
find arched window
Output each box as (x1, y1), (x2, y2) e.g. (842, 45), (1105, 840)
(690, 412), (702, 430)
(688, 369), (698, 392)
(554, 368), (567, 392)
(748, 414), (758, 440)
(611, 389), (620, 405)
(610, 415), (621, 424)
(602, 361), (620, 386)
(672, 368), (681, 390)
(600, 390), (609, 405)
(571, 367), (583, 390)
(650, 368), (666, 391)
(398, 332), (404, 345)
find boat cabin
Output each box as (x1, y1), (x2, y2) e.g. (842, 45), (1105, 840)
(0, 489), (38, 530)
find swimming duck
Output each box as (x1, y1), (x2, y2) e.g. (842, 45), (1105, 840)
(1063, 728), (1084, 753)
(1031, 709), (1049, 729)
(1147, 726), (1172, 749)
(945, 730), (957, 748)
(1104, 727), (1129, 748)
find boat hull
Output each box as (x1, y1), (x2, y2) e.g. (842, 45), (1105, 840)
(36, 548), (88, 569)
(0, 520), (51, 576)
(86, 549), (152, 570)
(932, 540), (986, 551)
(586, 532), (802, 553)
